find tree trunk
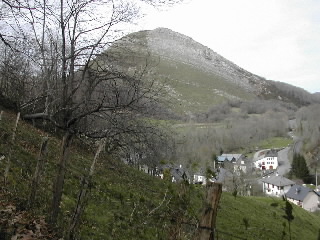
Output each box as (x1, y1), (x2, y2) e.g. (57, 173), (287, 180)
(50, 131), (73, 225)
(196, 182), (222, 240)
(4, 112), (20, 186)
(0, 110), (3, 121)
(68, 139), (105, 240)
(28, 136), (49, 208)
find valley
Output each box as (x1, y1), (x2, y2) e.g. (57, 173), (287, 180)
(1, 9), (320, 238)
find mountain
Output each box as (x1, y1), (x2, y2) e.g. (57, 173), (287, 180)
(105, 28), (319, 114)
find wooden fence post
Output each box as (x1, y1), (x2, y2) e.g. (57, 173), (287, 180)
(196, 182), (222, 240)
(28, 136), (49, 208)
(4, 112), (20, 186)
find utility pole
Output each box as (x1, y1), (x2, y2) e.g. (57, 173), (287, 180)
(316, 157), (318, 187)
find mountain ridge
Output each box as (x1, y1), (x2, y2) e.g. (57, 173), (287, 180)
(107, 27), (319, 113)
(146, 28), (266, 93)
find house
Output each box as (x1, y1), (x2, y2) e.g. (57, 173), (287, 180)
(171, 166), (190, 183)
(218, 154), (243, 166)
(158, 164), (190, 183)
(233, 157), (250, 174)
(193, 168), (207, 185)
(261, 174), (295, 196)
(254, 149), (278, 170)
(285, 184), (320, 212)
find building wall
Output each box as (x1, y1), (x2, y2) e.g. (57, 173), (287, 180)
(302, 192), (319, 212)
(287, 198), (302, 207)
(193, 174), (206, 185)
(263, 182), (291, 197)
(255, 156), (278, 170)
(234, 165), (246, 174)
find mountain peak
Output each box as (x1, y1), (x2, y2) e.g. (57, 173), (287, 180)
(109, 28), (318, 113)
(145, 27), (266, 93)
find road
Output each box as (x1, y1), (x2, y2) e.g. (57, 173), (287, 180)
(277, 147), (291, 175)
(254, 134), (303, 176)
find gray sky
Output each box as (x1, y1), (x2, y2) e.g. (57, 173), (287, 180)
(135, 0), (320, 93)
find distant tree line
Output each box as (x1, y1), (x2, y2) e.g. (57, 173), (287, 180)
(269, 81), (320, 106)
(294, 104), (320, 182)
(195, 99), (296, 123)
(175, 111), (288, 169)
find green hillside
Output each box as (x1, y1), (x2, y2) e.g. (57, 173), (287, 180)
(1, 109), (320, 239)
(217, 193), (320, 240)
(106, 29), (257, 114)
(105, 28), (320, 116)
(153, 58), (254, 113)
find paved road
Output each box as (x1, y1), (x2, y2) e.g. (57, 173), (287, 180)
(255, 135), (302, 176)
(277, 134), (303, 175)
(277, 147), (291, 175)
(253, 147), (292, 176)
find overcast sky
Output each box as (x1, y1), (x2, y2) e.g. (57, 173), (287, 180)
(134, 0), (320, 93)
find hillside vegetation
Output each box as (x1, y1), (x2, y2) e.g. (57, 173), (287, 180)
(1, 109), (320, 240)
(106, 28), (320, 115)
(1, 2), (320, 239)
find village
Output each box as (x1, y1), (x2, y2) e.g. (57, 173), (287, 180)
(134, 147), (320, 213)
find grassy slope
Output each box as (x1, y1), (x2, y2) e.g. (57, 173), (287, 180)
(217, 193), (320, 240)
(0, 109), (201, 239)
(155, 58), (254, 113)
(1, 109), (319, 240)
(108, 32), (256, 114)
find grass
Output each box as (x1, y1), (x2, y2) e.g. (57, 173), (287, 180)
(154, 58), (255, 113)
(106, 32), (256, 114)
(0, 109), (202, 239)
(255, 137), (294, 150)
(1, 109), (320, 240)
(217, 193), (320, 240)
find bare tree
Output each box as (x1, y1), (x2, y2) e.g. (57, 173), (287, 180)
(1, 0), (184, 227)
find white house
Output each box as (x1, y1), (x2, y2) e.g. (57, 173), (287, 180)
(286, 184), (320, 212)
(262, 174), (295, 196)
(192, 168), (221, 185)
(193, 170), (206, 185)
(255, 149), (278, 170)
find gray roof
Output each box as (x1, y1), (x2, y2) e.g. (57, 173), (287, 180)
(171, 167), (189, 182)
(265, 150), (278, 158)
(159, 164), (190, 182)
(261, 175), (295, 186)
(218, 154), (243, 162)
(285, 184), (314, 201)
